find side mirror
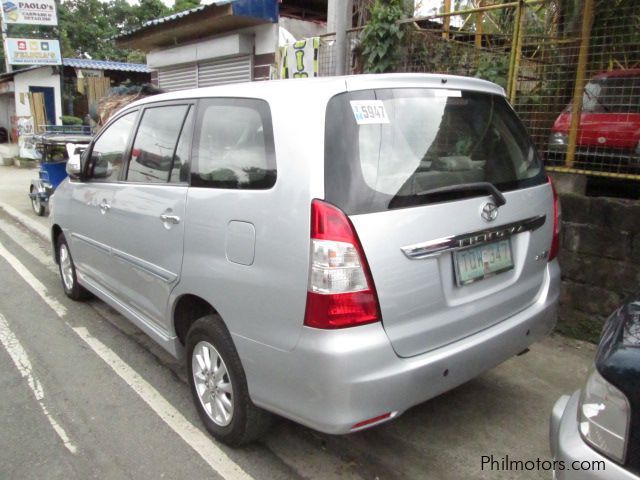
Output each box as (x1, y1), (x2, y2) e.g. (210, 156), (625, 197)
(65, 142), (89, 180)
(92, 152), (113, 179)
(66, 155), (82, 179)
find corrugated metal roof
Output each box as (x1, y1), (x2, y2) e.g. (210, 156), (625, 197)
(0, 59), (150, 80)
(115, 0), (279, 47)
(62, 58), (150, 73)
(0, 65), (39, 80)
(119, 1), (234, 38)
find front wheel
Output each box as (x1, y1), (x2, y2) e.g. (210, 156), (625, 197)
(57, 234), (90, 301)
(30, 187), (45, 216)
(186, 315), (272, 446)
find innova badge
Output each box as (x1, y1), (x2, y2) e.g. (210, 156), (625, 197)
(481, 202), (499, 222)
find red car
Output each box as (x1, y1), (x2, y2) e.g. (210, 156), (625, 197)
(548, 69), (640, 172)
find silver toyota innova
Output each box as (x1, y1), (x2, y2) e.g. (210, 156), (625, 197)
(51, 73), (560, 446)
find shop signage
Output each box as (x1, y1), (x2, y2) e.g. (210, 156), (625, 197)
(4, 37), (61, 65)
(1, 0), (57, 26)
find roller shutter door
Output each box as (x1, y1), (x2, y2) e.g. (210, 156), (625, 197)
(157, 63), (197, 91)
(156, 56), (253, 91)
(198, 56), (253, 87)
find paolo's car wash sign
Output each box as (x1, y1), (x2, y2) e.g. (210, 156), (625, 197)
(4, 37), (61, 65)
(1, 0), (57, 25)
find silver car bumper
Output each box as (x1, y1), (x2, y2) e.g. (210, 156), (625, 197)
(550, 391), (638, 480)
(242, 262), (560, 434)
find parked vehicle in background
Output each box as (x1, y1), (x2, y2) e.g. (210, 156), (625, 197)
(548, 69), (640, 173)
(29, 131), (92, 216)
(50, 73), (560, 446)
(550, 292), (640, 479)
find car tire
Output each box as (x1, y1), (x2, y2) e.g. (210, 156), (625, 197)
(56, 234), (90, 301)
(186, 315), (272, 446)
(30, 187), (45, 216)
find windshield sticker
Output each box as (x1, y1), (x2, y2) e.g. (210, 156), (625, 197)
(350, 100), (390, 125)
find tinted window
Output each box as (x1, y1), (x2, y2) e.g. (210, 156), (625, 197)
(87, 111), (137, 182)
(127, 105), (189, 184)
(170, 107), (194, 183)
(191, 98), (276, 189)
(325, 89), (546, 214)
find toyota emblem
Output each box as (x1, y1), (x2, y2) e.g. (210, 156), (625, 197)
(481, 202), (499, 222)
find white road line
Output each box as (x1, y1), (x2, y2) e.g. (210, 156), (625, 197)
(0, 312), (78, 454)
(0, 242), (67, 318)
(0, 202), (49, 241)
(0, 237), (254, 480)
(72, 326), (253, 480)
(0, 218), (57, 274)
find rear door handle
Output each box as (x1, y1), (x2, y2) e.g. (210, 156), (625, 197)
(160, 214), (180, 225)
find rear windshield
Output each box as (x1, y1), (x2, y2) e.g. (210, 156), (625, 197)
(325, 89), (546, 214)
(582, 76), (640, 114)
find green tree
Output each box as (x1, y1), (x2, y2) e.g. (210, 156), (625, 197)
(57, 0), (129, 60)
(135, 0), (171, 23)
(360, 0), (406, 73)
(172, 0), (201, 14)
(0, 0), (171, 71)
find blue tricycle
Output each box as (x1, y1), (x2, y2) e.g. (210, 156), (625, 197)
(29, 129), (92, 216)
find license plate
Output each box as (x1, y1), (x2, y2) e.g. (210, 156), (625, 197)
(453, 239), (514, 286)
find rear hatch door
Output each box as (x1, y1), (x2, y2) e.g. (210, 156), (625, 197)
(324, 85), (553, 358)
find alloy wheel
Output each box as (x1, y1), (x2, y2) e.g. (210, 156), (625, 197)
(191, 341), (234, 427)
(59, 244), (74, 291)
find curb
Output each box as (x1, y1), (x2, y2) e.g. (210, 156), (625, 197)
(0, 202), (49, 242)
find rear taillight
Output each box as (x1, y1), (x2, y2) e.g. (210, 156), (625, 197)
(548, 175), (561, 261)
(304, 199), (381, 329)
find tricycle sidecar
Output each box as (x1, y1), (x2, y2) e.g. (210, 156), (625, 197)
(29, 132), (92, 216)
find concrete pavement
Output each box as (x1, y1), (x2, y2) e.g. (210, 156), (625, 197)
(0, 164), (598, 479)
(0, 164), (50, 237)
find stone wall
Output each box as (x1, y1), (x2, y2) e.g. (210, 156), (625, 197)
(558, 193), (640, 342)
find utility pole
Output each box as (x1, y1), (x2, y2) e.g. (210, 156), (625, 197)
(328, 0), (352, 76)
(1, 20), (12, 73)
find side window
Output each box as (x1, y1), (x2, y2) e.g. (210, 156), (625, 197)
(127, 105), (190, 184)
(170, 107), (194, 183)
(87, 111), (137, 182)
(191, 98), (276, 189)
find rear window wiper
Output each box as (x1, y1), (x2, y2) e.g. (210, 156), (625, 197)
(414, 182), (506, 206)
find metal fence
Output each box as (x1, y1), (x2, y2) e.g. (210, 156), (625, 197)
(319, 0), (640, 181)
(317, 31), (359, 77)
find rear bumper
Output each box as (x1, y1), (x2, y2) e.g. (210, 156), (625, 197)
(550, 392), (638, 480)
(243, 261), (560, 434)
